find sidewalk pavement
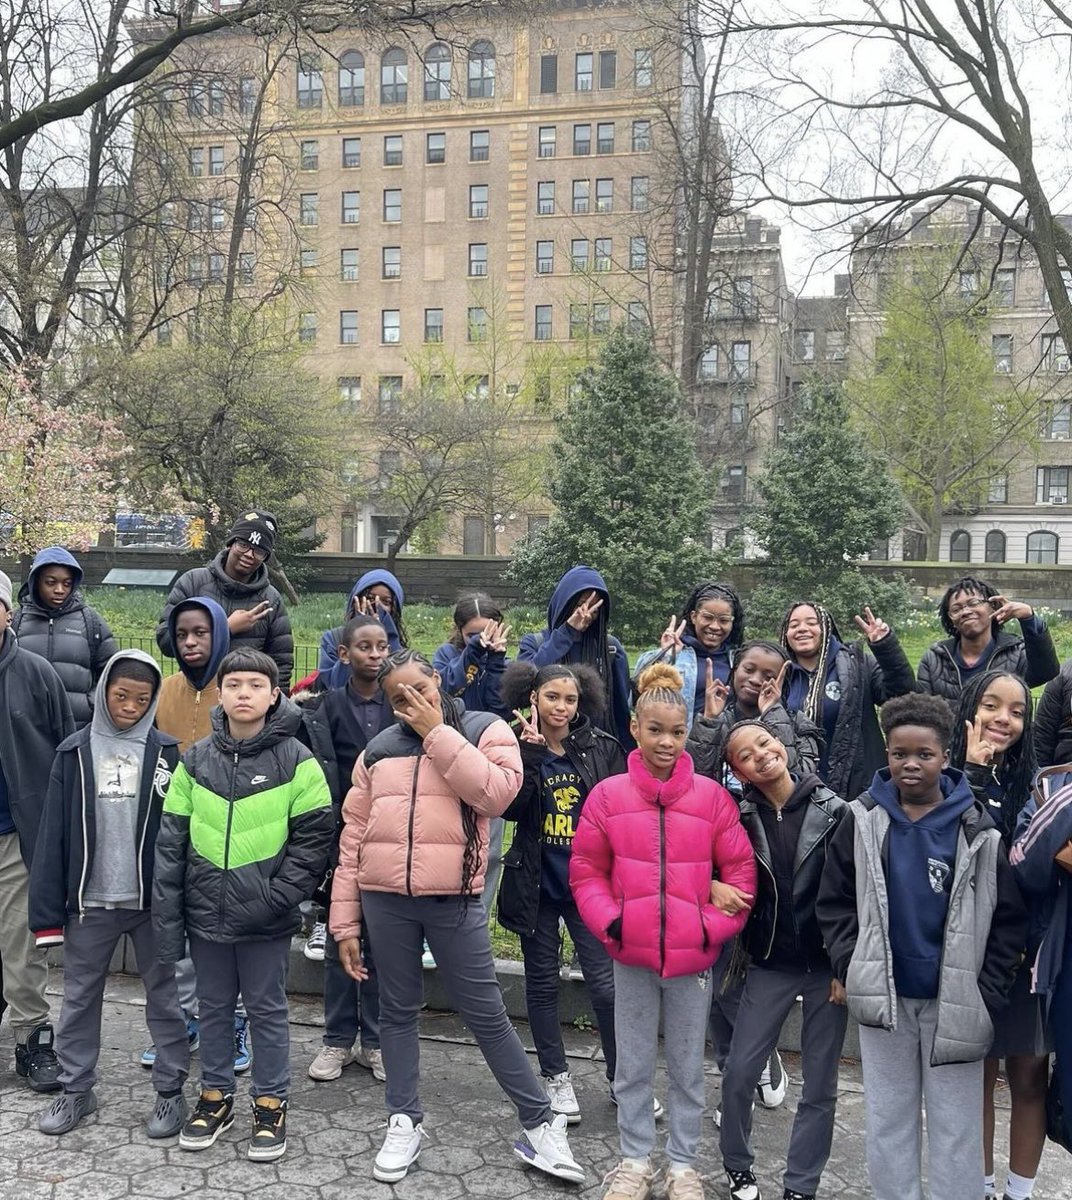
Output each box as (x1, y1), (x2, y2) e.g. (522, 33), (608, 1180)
(0, 970), (1066, 1199)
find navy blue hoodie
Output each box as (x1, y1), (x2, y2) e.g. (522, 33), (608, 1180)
(871, 767), (977, 999)
(317, 568), (404, 689)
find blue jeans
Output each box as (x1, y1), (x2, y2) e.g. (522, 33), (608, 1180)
(519, 895), (616, 1080)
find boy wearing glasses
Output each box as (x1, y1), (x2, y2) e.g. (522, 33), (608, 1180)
(156, 511), (294, 691)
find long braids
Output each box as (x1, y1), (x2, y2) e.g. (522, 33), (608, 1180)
(574, 594), (612, 685)
(779, 601), (838, 725)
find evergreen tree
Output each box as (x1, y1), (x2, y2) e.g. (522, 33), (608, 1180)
(510, 327), (719, 642)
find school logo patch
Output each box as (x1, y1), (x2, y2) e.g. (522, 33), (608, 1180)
(927, 857), (951, 894)
(825, 680), (842, 702)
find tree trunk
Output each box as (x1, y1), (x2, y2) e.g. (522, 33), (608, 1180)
(267, 559), (299, 605)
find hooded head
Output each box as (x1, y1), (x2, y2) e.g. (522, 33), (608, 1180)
(546, 565), (611, 630)
(20, 546), (83, 612)
(168, 596), (230, 691)
(347, 569), (405, 620)
(92, 649), (162, 740)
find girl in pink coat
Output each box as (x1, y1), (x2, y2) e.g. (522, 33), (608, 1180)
(570, 664), (756, 1200)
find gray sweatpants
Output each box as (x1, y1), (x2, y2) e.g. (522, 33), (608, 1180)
(189, 935), (290, 1100)
(613, 961), (713, 1166)
(858, 996), (985, 1200)
(361, 890), (551, 1129)
(720, 965), (847, 1194)
(0, 832), (50, 1042)
(58, 908), (189, 1094)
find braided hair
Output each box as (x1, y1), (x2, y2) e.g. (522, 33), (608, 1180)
(715, 717), (769, 785)
(634, 663), (688, 715)
(937, 576), (1000, 638)
(501, 660), (607, 726)
(561, 589), (614, 687)
(948, 670), (1037, 844)
(377, 649), (481, 901)
(778, 601), (841, 725)
(681, 580), (746, 649)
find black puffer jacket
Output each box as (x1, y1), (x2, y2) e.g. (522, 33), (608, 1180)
(152, 696), (334, 960)
(917, 624), (1059, 704)
(12, 548), (117, 727)
(156, 550), (294, 688)
(497, 716), (625, 936)
(1034, 658), (1072, 768)
(686, 701), (823, 784)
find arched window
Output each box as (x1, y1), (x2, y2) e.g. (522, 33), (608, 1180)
(949, 529), (972, 563)
(381, 47), (408, 104)
(1027, 530), (1059, 564)
(296, 56), (323, 108)
(339, 51), (365, 106)
(424, 43), (451, 101)
(468, 40), (496, 98)
(984, 529), (1006, 563)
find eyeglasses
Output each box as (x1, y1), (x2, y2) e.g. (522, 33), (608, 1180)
(233, 538), (268, 562)
(948, 597), (989, 620)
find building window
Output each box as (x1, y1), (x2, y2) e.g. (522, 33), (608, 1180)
(470, 129), (489, 161)
(634, 47), (653, 87)
(569, 238), (588, 272)
(595, 177), (613, 212)
(299, 192), (319, 226)
(699, 347), (718, 381)
(535, 304), (552, 340)
(468, 40), (495, 98)
(985, 530), (1006, 563)
(536, 240), (554, 274)
(207, 253), (224, 282)
(537, 181), (555, 215)
(594, 237), (611, 271)
(339, 50), (365, 106)
(300, 247), (319, 274)
(592, 302), (610, 336)
(469, 184), (488, 218)
(631, 119), (651, 152)
(186, 202), (204, 232)
(378, 376), (402, 413)
(992, 334), (1013, 373)
(1037, 466), (1070, 504)
(299, 140), (318, 170)
(156, 320), (172, 346)
(949, 529), (972, 563)
(794, 329), (815, 362)
(994, 268), (1015, 305)
(338, 377), (362, 410)
(381, 47), (408, 103)
(383, 135), (403, 166)
(187, 81), (205, 117)
(627, 301), (647, 331)
(381, 309), (400, 344)
(209, 201), (225, 230)
(424, 308), (443, 342)
(468, 306), (488, 342)
(730, 396), (748, 427)
(1042, 333), (1070, 372)
(536, 374), (554, 408)
(1048, 402), (1072, 439)
(572, 179), (589, 214)
(239, 76), (255, 114)
(538, 126), (556, 157)
(988, 473), (1008, 502)
(339, 310), (359, 344)
(340, 248), (359, 281)
(569, 304), (587, 339)
(187, 255), (205, 285)
(540, 53), (558, 94)
(731, 341), (752, 380)
(382, 246), (401, 279)
(724, 464), (746, 501)
(426, 132), (446, 164)
(297, 57), (323, 108)
(208, 145), (224, 175)
(188, 147), (204, 176)
(575, 52), (593, 91)
(341, 137), (361, 168)
(462, 515), (485, 555)
(468, 243), (488, 276)
(597, 121), (615, 154)
(342, 190), (360, 223)
(958, 269), (977, 299)
(573, 123), (591, 156)
(207, 78), (225, 115)
(424, 42), (451, 100)
(238, 252), (255, 283)
(383, 188), (401, 221)
(1027, 530), (1060, 564)
(298, 311), (318, 344)
(826, 329), (846, 361)
(630, 175), (649, 210)
(629, 236), (647, 270)
(599, 49), (617, 88)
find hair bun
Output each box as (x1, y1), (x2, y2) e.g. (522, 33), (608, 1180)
(636, 663), (684, 696)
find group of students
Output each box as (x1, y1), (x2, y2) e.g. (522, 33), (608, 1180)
(0, 513), (1070, 1200)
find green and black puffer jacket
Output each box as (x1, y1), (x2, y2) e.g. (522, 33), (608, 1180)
(153, 696), (334, 960)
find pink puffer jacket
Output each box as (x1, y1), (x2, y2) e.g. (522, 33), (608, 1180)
(329, 712), (522, 941)
(570, 749), (756, 978)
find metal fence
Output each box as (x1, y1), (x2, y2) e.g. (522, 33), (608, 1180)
(116, 637), (322, 683)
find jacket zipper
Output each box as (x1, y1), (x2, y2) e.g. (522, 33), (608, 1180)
(219, 751), (240, 925)
(658, 794), (667, 971)
(405, 751), (423, 896)
(48, 616), (54, 665)
(135, 754), (157, 909)
(76, 750), (90, 921)
(192, 689), (202, 747)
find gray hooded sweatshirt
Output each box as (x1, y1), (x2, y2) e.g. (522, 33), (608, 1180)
(84, 649), (162, 908)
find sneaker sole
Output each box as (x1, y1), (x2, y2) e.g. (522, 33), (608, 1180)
(303, 948), (326, 962)
(139, 1056), (155, 1070)
(373, 1147), (420, 1182)
(248, 1138), (286, 1161)
(179, 1112), (235, 1151)
(235, 1060), (252, 1075)
(512, 1139), (585, 1184)
(550, 1108), (581, 1126)
(39, 1095), (99, 1135)
(756, 1081), (787, 1108)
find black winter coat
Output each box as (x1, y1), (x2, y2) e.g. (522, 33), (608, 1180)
(156, 551), (294, 689)
(497, 716), (625, 936)
(29, 727), (180, 937)
(12, 594), (117, 728)
(686, 701), (823, 784)
(0, 631), (76, 866)
(917, 625), (1060, 705)
(1032, 658), (1072, 769)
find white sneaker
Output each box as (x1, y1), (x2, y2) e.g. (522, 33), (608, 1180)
(308, 1045), (355, 1081)
(303, 922), (327, 961)
(422, 942), (436, 969)
(514, 1112), (585, 1183)
(546, 1071), (581, 1124)
(354, 1044), (386, 1082)
(373, 1113), (425, 1182)
(756, 1050), (787, 1108)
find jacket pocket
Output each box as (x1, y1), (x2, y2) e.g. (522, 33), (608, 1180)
(697, 902), (710, 952)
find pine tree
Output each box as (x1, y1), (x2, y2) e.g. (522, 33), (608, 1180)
(510, 327), (719, 642)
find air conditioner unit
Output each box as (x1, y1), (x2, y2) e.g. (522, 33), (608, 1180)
(1048, 495), (1068, 504)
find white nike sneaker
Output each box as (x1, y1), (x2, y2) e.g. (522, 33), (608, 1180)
(514, 1112), (585, 1183)
(373, 1113), (425, 1182)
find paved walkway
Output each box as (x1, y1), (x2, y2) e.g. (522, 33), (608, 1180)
(0, 972), (1066, 1198)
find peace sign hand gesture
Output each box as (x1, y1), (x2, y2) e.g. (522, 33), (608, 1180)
(659, 613), (687, 654)
(513, 707), (546, 746)
(566, 590), (604, 633)
(704, 674), (730, 720)
(392, 683), (444, 739)
(965, 716), (999, 767)
(757, 661), (789, 715)
(989, 594), (1034, 625)
(479, 620), (511, 653)
(853, 606), (890, 644)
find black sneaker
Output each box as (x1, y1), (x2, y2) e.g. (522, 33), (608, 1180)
(248, 1096), (287, 1161)
(15, 1024), (61, 1093)
(784, 1192), (815, 1200)
(179, 1089), (235, 1151)
(726, 1168), (762, 1200)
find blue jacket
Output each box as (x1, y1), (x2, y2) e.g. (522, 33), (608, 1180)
(318, 568), (404, 688)
(432, 637), (509, 717)
(517, 565), (633, 749)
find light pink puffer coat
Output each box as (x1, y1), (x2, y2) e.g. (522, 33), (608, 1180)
(329, 713), (522, 941)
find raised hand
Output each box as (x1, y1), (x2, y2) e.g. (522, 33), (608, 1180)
(704, 674), (730, 719)
(710, 879), (754, 916)
(392, 682), (444, 738)
(989, 594), (1033, 624)
(757, 661), (789, 715)
(566, 590), (604, 632)
(965, 716), (999, 766)
(228, 600), (272, 634)
(513, 706), (546, 746)
(480, 620), (511, 653)
(659, 613), (687, 653)
(853, 606), (891, 644)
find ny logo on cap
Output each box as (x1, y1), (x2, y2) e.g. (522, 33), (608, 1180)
(248, 531), (262, 545)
